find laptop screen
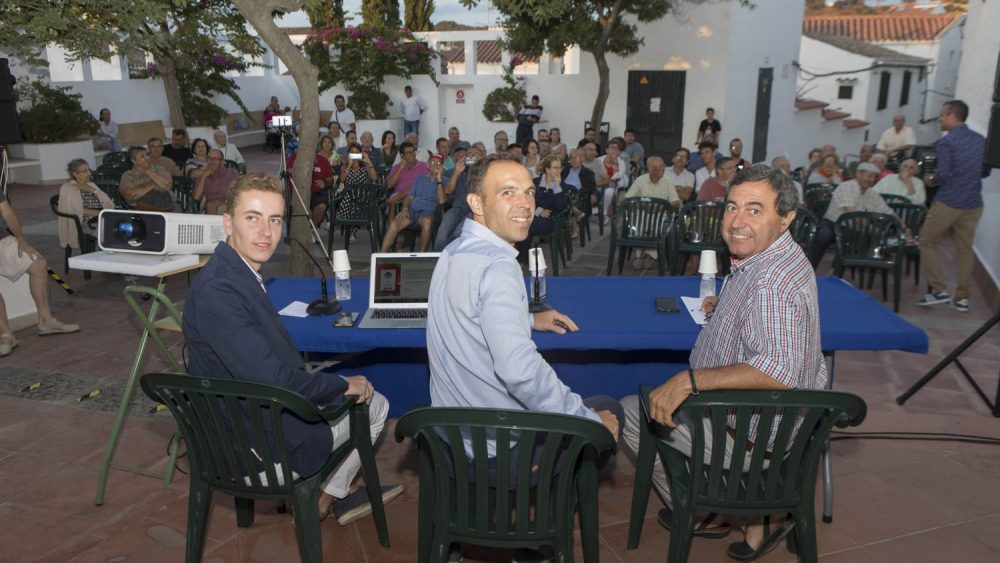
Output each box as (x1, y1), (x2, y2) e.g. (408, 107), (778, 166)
(369, 253), (440, 307)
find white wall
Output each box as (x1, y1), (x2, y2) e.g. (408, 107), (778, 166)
(953, 0), (1000, 287)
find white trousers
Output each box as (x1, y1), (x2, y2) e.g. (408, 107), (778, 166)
(321, 391), (389, 498)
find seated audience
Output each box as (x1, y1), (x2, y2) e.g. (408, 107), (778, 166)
(434, 137), (453, 171)
(537, 128), (549, 142)
(335, 130), (359, 157)
(728, 137), (748, 171)
(808, 162), (895, 267)
(262, 97), (282, 151)
(562, 149), (597, 220)
(381, 155), (442, 253)
(517, 155), (571, 261)
(581, 142), (610, 208)
(666, 148), (696, 201)
(447, 126), (461, 150)
(381, 130), (399, 169)
(624, 129), (645, 174)
(807, 154), (843, 186)
(328, 122), (347, 150)
(624, 156), (680, 271)
(147, 137), (181, 177)
(337, 143), (380, 243)
(1, 189), (80, 358)
(405, 132), (431, 162)
(847, 143), (874, 179)
(434, 141), (478, 251)
(523, 139), (541, 176)
(185, 138), (211, 179)
(119, 146), (174, 211)
(386, 141), (428, 197)
(539, 140), (552, 158)
(771, 155), (803, 202)
(874, 158), (926, 205)
(582, 127), (602, 154)
(877, 114), (916, 157)
(870, 152), (892, 180)
(58, 159), (114, 247)
(193, 149), (239, 214)
(183, 173), (402, 525)
(601, 140), (630, 216)
(94, 108), (123, 152)
(359, 131), (384, 170)
(549, 127), (568, 159)
(694, 141), (718, 191)
(507, 142), (524, 163)
(808, 144), (838, 177)
(494, 130), (509, 154)
(318, 135), (338, 167)
(697, 156), (736, 202)
(211, 130), (245, 168)
(162, 128), (192, 169)
(623, 165), (824, 560)
(287, 146), (335, 229)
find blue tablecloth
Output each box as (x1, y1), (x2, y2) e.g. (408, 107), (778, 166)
(267, 276), (927, 416)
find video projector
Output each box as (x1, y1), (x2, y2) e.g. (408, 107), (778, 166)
(98, 209), (226, 255)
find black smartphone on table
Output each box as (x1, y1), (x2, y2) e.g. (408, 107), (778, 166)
(655, 297), (679, 313)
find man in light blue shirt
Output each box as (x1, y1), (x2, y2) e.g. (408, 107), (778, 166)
(426, 154), (621, 456)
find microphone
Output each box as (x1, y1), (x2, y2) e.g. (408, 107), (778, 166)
(291, 238), (342, 316)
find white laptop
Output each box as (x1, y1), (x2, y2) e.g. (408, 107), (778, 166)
(357, 252), (441, 329)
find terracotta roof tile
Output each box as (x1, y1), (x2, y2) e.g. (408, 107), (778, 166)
(440, 40), (538, 65)
(803, 10), (963, 43)
(843, 118), (869, 129)
(796, 98), (830, 111)
(822, 109), (850, 121)
(805, 32), (929, 66)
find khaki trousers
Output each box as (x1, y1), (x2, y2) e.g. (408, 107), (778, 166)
(920, 201), (983, 300)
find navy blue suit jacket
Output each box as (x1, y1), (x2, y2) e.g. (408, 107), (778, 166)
(183, 242), (349, 476)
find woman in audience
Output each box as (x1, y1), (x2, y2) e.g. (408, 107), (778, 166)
(58, 159), (114, 249)
(807, 154), (843, 186)
(336, 143), (379, 243)
(874, 158), (926, 205)
(518, 154), (570, 261)
(381, 130), (399, 169)
(523, 139), (541, 177)
(211, 129), (245, 168)
(535, 153), (583, 239)
(94, 108), (123, 152)
(549, 127), (568, 159)
(318, 135), (338, 167)
(185, 138), (211, 179)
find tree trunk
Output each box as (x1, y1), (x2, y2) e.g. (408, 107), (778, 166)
(155, 54), (186, 128)
(231, 0), (321, 277)
(590, 48), (610, 134)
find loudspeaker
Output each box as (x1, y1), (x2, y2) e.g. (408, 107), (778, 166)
(0, 58), (21, 145)
(986, 103), (1000, 169)
(994, 50), (1000, 102)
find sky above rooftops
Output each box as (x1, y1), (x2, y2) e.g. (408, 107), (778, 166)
(279, 1), (499, 29)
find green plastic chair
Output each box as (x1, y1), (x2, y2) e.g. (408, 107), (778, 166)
(789, 206), (818, 251)
(172, 175), (201, 214)
(607, 196), (675, 276)
(394, 407), (616, 563)
(328, 183), (388, 254)
(224, 159), (247, 174)
(879, 193), (909, 206)
(91, 175), (128, 209)
(833, 211), (905, 312)
(49, 194), (96, 279)
(888, 202), (928, 286)
(627, 385), (867, 563)
(140, 373), (391, 563)
(669, 201), (726, 276)
(102, 151), (129, 166)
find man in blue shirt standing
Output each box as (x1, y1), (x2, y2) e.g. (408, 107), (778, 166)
(917, 100), (991, 313)
(426, 154), (621, 433)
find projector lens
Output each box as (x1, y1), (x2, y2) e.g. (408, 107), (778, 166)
(114, 217), (147, 247)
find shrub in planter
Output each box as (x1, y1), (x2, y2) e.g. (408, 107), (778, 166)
(14, 80), (98, 143)
(482, 58), (527, 122)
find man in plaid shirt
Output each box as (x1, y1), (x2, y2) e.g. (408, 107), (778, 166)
(622, 164), (827, 560)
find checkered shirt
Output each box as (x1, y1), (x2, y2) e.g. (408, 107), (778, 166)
(689, 230), (828, 446)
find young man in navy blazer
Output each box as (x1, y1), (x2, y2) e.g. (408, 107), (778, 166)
(183, 173), (402, 525)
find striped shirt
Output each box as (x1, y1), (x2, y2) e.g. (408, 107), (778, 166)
(689, 230), (827, 445)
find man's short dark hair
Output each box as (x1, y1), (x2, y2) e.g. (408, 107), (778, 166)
(698, 141), (717, 152)
(335, 94), (345, 102)
(624, 128), (635, 136)
(399, 141), (415, 154)
(404, 85), (412, 92)
(716, 156), (732, 168)
(676, 147), (691, 158)
(585, 127), (596, 134)
(706, 107), (715, 113)
(729, 163), (799, 217)
(467, 153), (523, 196)
(531, 95), (539, 101)
(147, 137), (162, 146)
(171, 128), (187, 138)
(942, 100), (968, 122)
(127, 145), (147, 162)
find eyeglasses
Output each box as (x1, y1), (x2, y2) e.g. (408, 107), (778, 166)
(208, 157), (223, 161)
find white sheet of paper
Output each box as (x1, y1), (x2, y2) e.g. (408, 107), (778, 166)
(650, 97), (661, 112)
(278, 301), (310, 318)
(680, 296), (708, 326)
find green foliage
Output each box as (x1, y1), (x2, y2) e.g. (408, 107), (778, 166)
(482, 58), (527, 122)
(404, 0), (436, 31)
(13, 81), (98, 143)
(305, 0), (346, 28)
(362, 0), (402, 27)
(306, 25), (436, 119)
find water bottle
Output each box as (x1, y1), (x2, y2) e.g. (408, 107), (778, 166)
(699, 273), (716, 300)
(334, 270), (351, 301)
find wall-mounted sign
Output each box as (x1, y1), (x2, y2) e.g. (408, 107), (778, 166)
(456, 90), (465, 104)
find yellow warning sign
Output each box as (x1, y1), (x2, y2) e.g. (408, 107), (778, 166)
(639, 75), (649, 85)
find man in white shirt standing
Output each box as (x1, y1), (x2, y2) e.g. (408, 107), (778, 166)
(400, 85), (425, 137)
(876, 115), (916, 157)
(331, 95), (356, 133)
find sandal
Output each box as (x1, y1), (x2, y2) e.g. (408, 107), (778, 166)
(657, 508), (731, 539)
(726, 516), (795, 561)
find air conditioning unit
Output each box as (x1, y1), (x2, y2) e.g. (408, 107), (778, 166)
(98, 210), (226, 255)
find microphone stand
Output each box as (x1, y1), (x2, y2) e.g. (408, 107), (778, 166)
(291, 238), (341, 315)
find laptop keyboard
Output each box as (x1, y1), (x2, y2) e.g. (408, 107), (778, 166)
(371, 309), (428, 319)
